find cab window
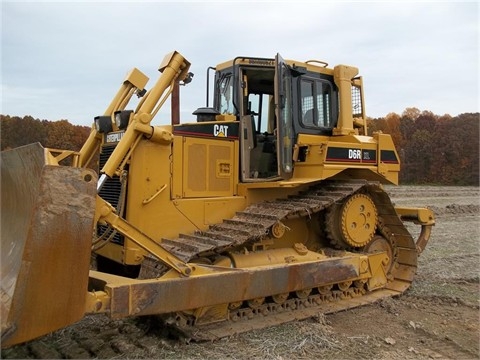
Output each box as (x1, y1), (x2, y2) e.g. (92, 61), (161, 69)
(247, 93), (274, 134)
(218, 73), (235, 115)
(300, 78), (333, 129)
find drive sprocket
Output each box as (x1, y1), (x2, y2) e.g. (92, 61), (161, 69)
(326, 193), (378, 249)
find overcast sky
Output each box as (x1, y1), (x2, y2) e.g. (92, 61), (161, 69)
(2, 1), (479, 127)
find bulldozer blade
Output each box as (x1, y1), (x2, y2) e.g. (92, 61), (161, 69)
(1, 143), (97, 348)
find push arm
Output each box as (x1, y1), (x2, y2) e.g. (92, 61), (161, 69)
(95, 196), (193, 276)
(76, 68), (149, 168)
(98, 51), (190, 190)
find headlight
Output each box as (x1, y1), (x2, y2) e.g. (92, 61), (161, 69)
(114, 110), (133, 130)
(94, 117), (101, 132)
(94, 116), (113, 133)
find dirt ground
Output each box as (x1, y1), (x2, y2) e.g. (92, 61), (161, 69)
(2, 185), (479, 360)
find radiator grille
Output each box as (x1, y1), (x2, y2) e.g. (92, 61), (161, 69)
(98, 145), (124, 245)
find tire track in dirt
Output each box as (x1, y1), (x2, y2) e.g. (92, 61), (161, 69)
(394, 295), (479, 359)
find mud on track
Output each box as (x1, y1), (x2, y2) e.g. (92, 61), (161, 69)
(2, 186), (479, 359)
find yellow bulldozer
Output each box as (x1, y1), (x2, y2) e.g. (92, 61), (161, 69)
(1, 51), (435, 348)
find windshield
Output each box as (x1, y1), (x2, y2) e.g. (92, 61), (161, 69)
(218, 73), (234, 115)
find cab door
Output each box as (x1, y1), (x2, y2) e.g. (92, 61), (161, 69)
(274, 54), (294, 180)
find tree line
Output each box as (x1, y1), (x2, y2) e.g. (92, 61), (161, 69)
(1, 110), (479, 185)
(368, 108), (479, 186)
(1, 115), (90, 152)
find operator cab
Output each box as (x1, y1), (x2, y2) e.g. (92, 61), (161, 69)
(211, 54), (340, 182)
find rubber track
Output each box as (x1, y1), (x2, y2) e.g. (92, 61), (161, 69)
(141, 180), (418, 339)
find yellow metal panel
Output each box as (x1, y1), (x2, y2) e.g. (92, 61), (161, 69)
(172, 196), (246, 228)
(296, 133), (330, 145)
(173, 134), (240, 200)
(293, 134), (380, 181)
(172, 136), (183, 199)
(376, 133), (400, 185)
(94, 241), (128, 264)
(124, 139), (193, 254)
(187, 143), (207, 192)
(114, 138), (244, 265)
(183, 137), (235, 197)
(204, 198), (244, 225)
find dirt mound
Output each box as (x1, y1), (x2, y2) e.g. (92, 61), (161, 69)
(429, 204), (480, 215)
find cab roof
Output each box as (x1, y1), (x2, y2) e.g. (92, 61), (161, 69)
(215, 57), (335, 76)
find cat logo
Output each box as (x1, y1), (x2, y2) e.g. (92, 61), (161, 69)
(213, 124), (229, 137)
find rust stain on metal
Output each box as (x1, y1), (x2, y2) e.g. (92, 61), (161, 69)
(102, 256), (360, 318)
